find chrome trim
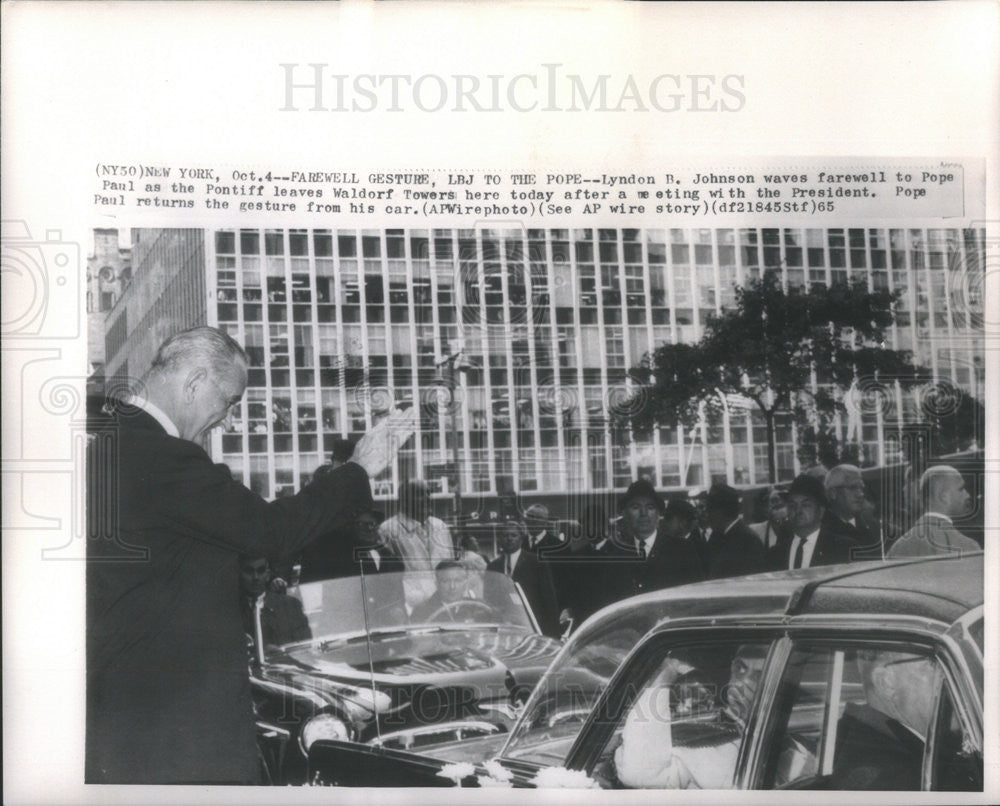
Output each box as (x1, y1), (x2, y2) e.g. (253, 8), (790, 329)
(948, 604), (984, 660)
(370, 720), (502, 749)
(736, 635), (791, 789)
(251, 675), (330, 709)
(255, 720), (291, 740)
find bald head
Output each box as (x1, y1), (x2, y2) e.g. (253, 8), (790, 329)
(919, 465), (971, 518)
(144, 326), (249, 443)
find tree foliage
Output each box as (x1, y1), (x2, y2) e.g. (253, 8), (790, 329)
(622, 272), (926, 482)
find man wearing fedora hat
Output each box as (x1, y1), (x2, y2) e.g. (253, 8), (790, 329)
(769, 474), (859, 571)
(604, 480), (705, 604)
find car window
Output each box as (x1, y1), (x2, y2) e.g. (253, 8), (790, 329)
(503, 613), (657, 765)
(592, 641), (772, 790)
(760, 642), (979, 791)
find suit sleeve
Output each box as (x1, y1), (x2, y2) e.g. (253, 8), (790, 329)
(149, 440), (372, 558)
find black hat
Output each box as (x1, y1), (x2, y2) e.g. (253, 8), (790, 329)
(663, 498), (697, 521)
(620, 480), (665, 513)
(788, 474), (827, 506)
(705, 483), (741, 517)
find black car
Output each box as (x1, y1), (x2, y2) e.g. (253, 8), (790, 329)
(308, 554), (984, 791)
(249, 569), (560, 784)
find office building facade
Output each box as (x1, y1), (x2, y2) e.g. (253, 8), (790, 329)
(103, 226), (985, 503)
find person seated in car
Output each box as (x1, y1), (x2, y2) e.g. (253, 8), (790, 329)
(615, 645), (815, 789)
(831, 649), (940, 789)
(410, 561), (491, 623)
(239, 555), (311, 650)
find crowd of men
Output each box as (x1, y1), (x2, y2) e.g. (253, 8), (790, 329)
(271, 456), (979, 642)
(87, 325), (981, 786)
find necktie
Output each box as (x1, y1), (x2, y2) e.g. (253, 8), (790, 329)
(505, 555), (512, 576)
(637, 541), (647, 560)
(791, 539), (805, 570)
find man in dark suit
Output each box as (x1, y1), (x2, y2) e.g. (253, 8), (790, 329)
(832, 649), (939, 789)
(704, 484), (767, 580)
(86, 326), (403, 784)
(486, 520), (561, 637)
(661, 498), (712, 578)
(239, 555), (311, 649)
(605, 480), (705, 603)
(822, 464), (883, 560)
(769, 474), (858, 570)
(306, 506), (405, 580)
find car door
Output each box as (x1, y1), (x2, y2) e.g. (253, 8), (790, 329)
(558, 627), (787, 789)
(751, 633), (983, 791)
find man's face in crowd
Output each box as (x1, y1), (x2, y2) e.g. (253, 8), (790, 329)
(239, 557), (269, 597)
(828, 472), (866, 518)
(500, 522), (526, 554)
(525, 505), (550, 536)
(940, 472), (972, 518)
(726, 646), (767, 724)
(624, 496), (660, 538)
(662, 513), (693, 540)
(436, 568), (468, 604)
(405, 485), (432, 521)
(767, 492), (788, 524)
(354, 512), (382, 548)
(788, 493), (824, 537)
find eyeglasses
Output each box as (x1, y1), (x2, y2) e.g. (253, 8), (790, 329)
(832, 482), (866, 492)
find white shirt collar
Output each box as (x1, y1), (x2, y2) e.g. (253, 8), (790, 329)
(635, 530), (657, 555)
(505, 548), (521, 571)
(133, 396), (180, 438)
(924, 511), (953, 525)
(789, 527), (821, 570)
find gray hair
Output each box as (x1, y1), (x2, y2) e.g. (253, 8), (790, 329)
(824, 464), (862, 494)
(918, 465), (961, 508)
(148, 326), (249, 382)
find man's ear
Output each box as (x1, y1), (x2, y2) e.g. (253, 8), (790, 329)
(182, 366), (209, 402)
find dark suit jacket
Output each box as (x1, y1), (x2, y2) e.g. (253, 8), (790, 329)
(487, 550), (561, 638)
(832, 703), (924, 790)
(604, 528), (706, 603)
(821, 510), (882, 561)
(242, 591), (312, 648)
(86, 406), (372, 784)
(319, 543), (406, 580)
(707, 519), (767, 580)
(768, 523), (859, 571)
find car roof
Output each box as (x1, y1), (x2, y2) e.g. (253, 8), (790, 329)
(586, 553), (983, 634)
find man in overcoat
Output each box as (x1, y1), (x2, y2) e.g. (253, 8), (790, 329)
(86, 326), (401, 784)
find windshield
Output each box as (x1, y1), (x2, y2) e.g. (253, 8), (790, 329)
(259, 570), (536, 656)
(501, 605), (658, 763)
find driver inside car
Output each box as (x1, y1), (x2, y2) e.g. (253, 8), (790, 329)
(410, 560), (494, 623)
(614, 645), (815, 789)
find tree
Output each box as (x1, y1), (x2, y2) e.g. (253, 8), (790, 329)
(621, 272), (925, 483)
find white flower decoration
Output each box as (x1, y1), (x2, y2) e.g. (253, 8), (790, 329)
(531, 766), (599, 788)
(437, 762), (477, 786)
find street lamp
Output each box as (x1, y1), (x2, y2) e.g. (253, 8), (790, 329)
(436, 345), (466, 517)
